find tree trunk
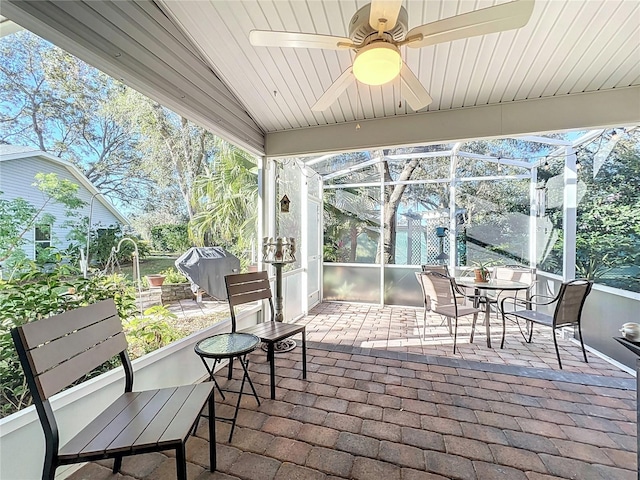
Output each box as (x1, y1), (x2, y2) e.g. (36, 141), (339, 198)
(349, 225), (358, 262)
(378, 158), (420, 264)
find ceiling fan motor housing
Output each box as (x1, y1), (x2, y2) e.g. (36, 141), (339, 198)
(349, 4), (408, 44)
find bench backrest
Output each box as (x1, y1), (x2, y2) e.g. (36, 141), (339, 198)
(225, 271), (275, 331)
(12, 299), (130, 402)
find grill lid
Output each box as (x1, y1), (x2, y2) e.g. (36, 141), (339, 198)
(175, 247), (240, 300)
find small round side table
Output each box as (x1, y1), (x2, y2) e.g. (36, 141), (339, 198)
(194, 332), (261, 441)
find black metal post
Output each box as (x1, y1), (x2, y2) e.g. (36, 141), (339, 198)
(273, 262), (284, 322)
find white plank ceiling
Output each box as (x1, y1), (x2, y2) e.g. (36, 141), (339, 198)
(2, 0), (639, 156)
(160, 0), (640, 134)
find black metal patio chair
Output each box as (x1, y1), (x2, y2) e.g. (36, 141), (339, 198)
(416, 271), (482, 353)
(501, 279), (593, 369)
(11, 299), (215, 480)
(225, 271), (306, 399)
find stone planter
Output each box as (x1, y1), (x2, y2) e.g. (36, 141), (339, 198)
(160, 283), (193, 303)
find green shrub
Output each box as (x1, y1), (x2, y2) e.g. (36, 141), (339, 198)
(150, 224), (191, 253)
(161, 267), (188, 284)
(0, 261), (137, 418)
(124, 305), (182, 357)
(89, 225), (151, 268)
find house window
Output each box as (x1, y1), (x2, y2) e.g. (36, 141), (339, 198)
(35, 224), (52, 260)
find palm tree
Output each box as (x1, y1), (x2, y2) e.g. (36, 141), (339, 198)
(189, 139), (258, 258)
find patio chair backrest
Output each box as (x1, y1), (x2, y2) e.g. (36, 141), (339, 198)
(421, 264), (450, 275)
(495, 266), (536, 300)
(553, 279), (593, 328)
(11, 299), (131, 403)
(494, 266), (534, 285)
(418, 271), (455, 309)
(225, 271), (275, 331)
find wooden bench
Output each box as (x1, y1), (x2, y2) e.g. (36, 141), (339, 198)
(11, 298), (215, 480)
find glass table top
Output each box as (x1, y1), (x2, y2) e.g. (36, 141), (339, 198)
(195, 332), (260, 358)
(455, 278), (529, 290)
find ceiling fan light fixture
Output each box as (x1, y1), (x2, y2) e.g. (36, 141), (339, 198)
(353, 43), (401, 86)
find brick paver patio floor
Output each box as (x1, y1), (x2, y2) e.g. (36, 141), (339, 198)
(298, 302), (633, 378)
(69, 302), (636, 480)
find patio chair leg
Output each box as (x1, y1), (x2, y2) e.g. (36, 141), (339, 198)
(470, 313), (478, 344)
(447, 318), (452, 335)
(552, 329), (563, 369)
(113, 455), (122, 474)
(302, 330), (307, 379)
(176, 444), (187, 480)
(268, 342), (276, 400)
(500, 311), (506, 349)
(577, 323), (588, 363)
(422, 309), (427, 340)
(527, 322), (534, 343)
(43, 443), (56, 480)
(453, 317), (458, 354)
(422, 311), (426, 340)
(208, 396), (216, 471)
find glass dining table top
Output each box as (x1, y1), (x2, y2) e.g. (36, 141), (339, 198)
(195, 332), (260, 358)
(455, 278), (529, 290)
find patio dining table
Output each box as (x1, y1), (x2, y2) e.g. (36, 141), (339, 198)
(455, 278), (529, 348)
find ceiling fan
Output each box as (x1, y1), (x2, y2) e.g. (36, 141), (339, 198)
(249, 0), (534, 112)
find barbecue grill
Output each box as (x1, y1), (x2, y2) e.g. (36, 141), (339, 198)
(175, 247), (240, 300)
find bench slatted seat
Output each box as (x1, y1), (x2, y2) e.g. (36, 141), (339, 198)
(225, 271), (306, 399)
(11, 299), (215, 480)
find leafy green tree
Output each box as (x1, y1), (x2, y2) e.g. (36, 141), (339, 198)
(189, 139), (258, 258)
(111, 88), (217, 219)
(573, 131), (640, 289)
(323, 186), (380, 263)
(323, 141), (545, 266)
(0, 31), (150, 204)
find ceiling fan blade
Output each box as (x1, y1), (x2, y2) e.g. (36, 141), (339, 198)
(369, 0), (403, 31)
(400, 63), (432, 110)
(311, 68), (355, 111)
(405, 0), (534, 49)
(249, 30), (354, 50)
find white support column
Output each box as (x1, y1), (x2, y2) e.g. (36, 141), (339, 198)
(529, 167), (537, 270)
(449, 143), (462, 273)
(449, 181), (457, 272)
(267, 159), (277, 241)
(257, 156), (266, 272)
(262, 156), (277, 299)
(563, 147), (578, 281)
(301, 161), (309, 314)
(319, 175), (324, 304)
(379, 163), (385, 306)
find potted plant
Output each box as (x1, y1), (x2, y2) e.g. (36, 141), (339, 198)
(472, 261), (493, 283)
(146, 274), (166, 287)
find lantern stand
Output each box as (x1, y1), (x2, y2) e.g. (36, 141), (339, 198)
(262, 237), (297, 352)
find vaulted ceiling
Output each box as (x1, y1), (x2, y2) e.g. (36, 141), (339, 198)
(3, 1), (639, 158)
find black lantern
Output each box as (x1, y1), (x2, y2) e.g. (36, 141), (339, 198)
(435, 226), (449, 263)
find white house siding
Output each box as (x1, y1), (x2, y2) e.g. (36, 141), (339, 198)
(0, 155), (126, 260)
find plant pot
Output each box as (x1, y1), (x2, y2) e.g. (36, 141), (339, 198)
(146, 274), (166, 287)
(474, 269), (489, 283)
